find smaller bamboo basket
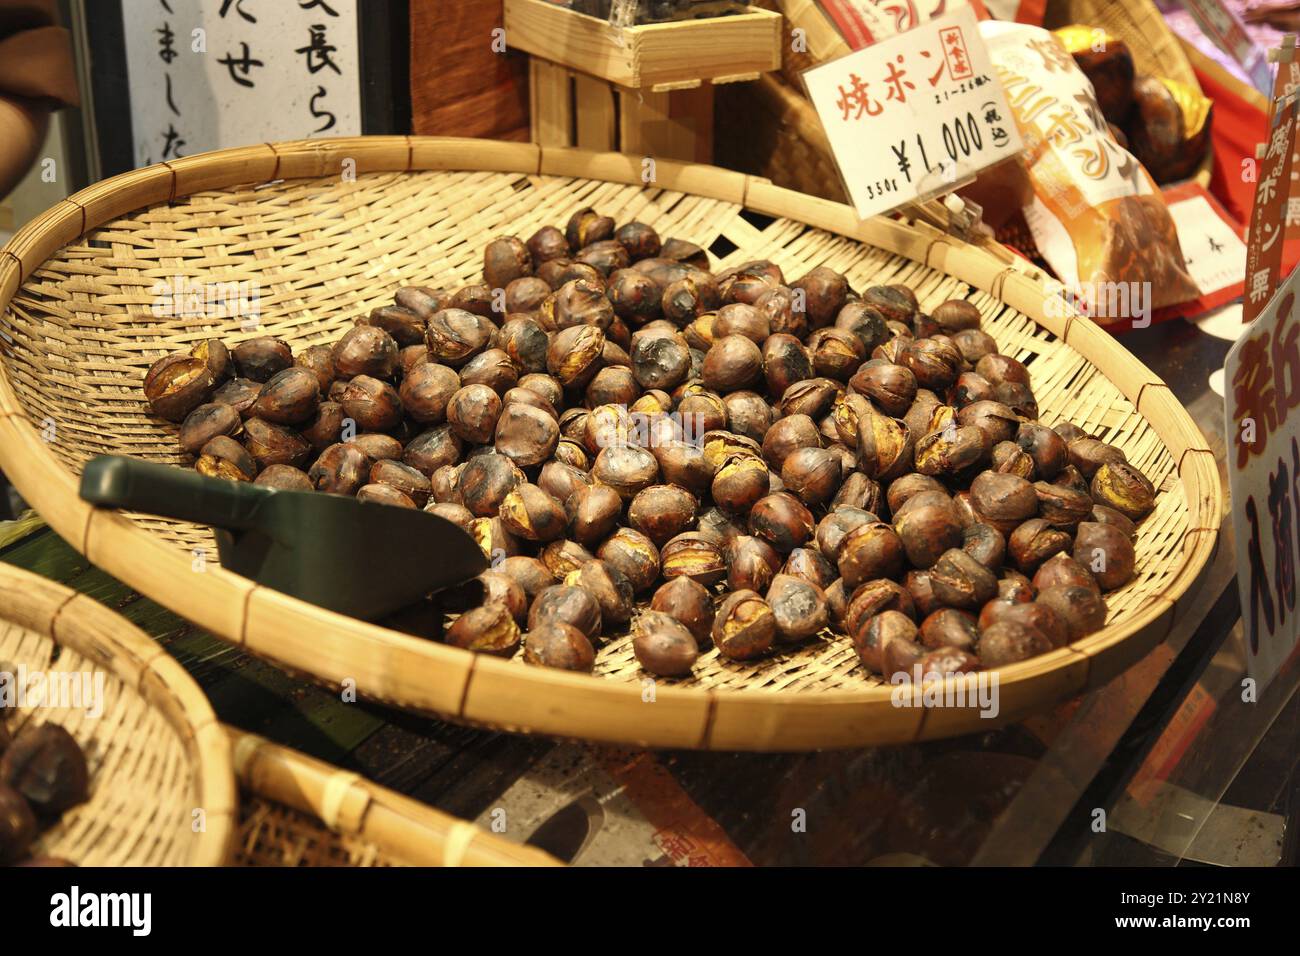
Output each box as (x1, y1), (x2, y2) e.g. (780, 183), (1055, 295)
(724, 0), (1214, 201)
(0, 561), (235, 865)
(230, 728), (562, 867)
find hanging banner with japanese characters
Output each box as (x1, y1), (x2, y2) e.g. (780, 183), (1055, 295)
(1225, 262), (1300, 692)
(1242, 89), (1298, 324)
(120, 0), (361, 169)
(801, 4), (1023, 220)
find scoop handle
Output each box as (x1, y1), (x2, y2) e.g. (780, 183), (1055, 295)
(79, 455), (271, 531)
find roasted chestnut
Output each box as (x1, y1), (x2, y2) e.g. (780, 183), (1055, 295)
(254, 464), (313, 491)
(1090, 461), (1156, 521)
(726, 534), (782, 594)
(838, 521), (906, 589)
(969, 471), (1038, 533)
(446, 603), (522, 657)
(499, 483), (568, 541)
(564, 559), (635, 628)
(766, 573), (828, 642)
(1008, 518), (1072, 574)
(243, 417), (311, 469)
(711, 454), (770, 515)
(523, 623), (596, 672)
(1032, 553), (1099, 593)
(1034, 481), (1093, 530)
(893, 496), (962, 569)
(928, 548), (998, 609)
(748, 492), (815, 553)
(232, 337), (293, 383)
(567, 483), (623, 546)
(978, 621), (1052, 666)
(334, 325), (399, 380)
(633, 611), (699, 677)
(854, 610), (918, 673)
(494, 404), (560, 467)
(340, 375), (403, 431)
(628, 484), (697, 546)
(662, 532), (727, 586)
(179, 402), (242, 454)
(484, 236), (533, 289)
(529, 584), (602, 640)
(144, 353), (213, 422)
(711, 590), (776, 661)
(1036, 584), (1108, 640)
(780, 446), (842, 506)
(0, 723), (88, 815)
(370, 459), (431, 506)
(598, 527), (661, 593)
(1073, 521), (1136, 590)
(426, 309), (495, 367)
(919, 608), (978, 651)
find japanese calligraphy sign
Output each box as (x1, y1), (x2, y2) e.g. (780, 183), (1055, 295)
(1242, 70), (1298, 325)
(121, 0), (361, 169)
(802, 4), (1023, 220)
(1225, 263), (1300, 691)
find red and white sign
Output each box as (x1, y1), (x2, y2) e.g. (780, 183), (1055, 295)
(1243, 93), (1298, 324)
(1163, 181), (1247, 319)
(802, 4), (1022, 219)
(1224, 264), (1300, 691)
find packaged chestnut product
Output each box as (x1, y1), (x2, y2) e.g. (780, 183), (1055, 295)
(974, 21), (1200, 316)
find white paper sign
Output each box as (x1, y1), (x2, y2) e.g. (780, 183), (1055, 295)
(1224, 267), (1300, 692)
(1168, 194), (1247, 297)
(802, 4), (1023, 220)
(121, 0), (362, 169)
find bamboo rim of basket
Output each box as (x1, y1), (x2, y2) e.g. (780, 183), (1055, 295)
(0, 136), (1223, 751)
(228, 727), (561, 866)
(0, 561), (236, 865)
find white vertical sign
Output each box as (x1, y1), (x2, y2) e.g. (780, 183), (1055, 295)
(1224, 267), (1300, 691)
(120, 0), (362, 168)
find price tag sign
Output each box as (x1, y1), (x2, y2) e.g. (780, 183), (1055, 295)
(802, 4), (1022, 220)
(1224, 265), (1300, 692)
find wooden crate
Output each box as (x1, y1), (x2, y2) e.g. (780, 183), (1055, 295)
(530, 59), (716, 161)
(504, 0), (782, 89)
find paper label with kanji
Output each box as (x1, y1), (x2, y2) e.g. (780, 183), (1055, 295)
(1168, 192), (1247, 298)
(802, 4), (1023, 220)
(1224, 266), (1300, 692)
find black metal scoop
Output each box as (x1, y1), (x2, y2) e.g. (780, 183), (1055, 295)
(79, 455), (488, 620)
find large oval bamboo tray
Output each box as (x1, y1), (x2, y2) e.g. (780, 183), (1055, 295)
(229, 728), (560, 866)
(0, 561), (234, 864)
(0, 136), (1221, 750)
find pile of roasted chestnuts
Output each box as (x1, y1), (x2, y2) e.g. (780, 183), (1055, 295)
(0, 693), (87, 866)
(142, 207), (1156, 683)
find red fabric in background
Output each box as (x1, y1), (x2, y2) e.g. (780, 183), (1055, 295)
(1198, 62), (1265, 226)
(1195, 61), (1300, 283)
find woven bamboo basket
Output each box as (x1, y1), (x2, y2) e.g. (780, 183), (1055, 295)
(230, 729), (560, 866)
(725, 0), (1214, 202)
(0, 136), (1221, 750)
(0, 561), (234, 865)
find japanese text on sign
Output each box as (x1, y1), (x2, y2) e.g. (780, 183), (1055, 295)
(1226, 266), (1300, 691)
(122, 0), (361, 169)
(803, 4), (1022, 220)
